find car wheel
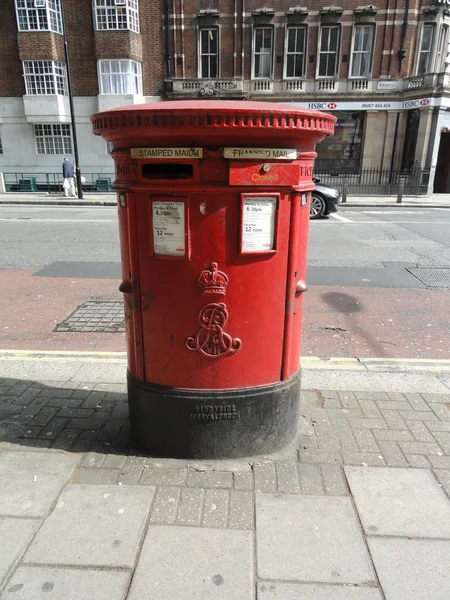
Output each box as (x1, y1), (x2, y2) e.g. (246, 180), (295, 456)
(310, 194), (326, 219)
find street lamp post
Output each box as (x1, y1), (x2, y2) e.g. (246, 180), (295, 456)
(60, 0), (83, 199)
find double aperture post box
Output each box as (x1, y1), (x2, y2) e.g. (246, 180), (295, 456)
(92, 100), (335, 458)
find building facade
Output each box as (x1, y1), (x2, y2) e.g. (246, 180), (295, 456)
(1, 0), (450, 193)
(0, 0), (165, 186)
(166, 0), (450, 192)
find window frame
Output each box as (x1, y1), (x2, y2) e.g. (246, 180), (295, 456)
(198, 27), (220, 79)
(33, 123), (72, 155)
(317, 24), (341, 79)
(416, 22), (436, 75)
(15, 0), (63, 34)
(253, 26), (275, 79)
(92, 0), (139, 34)
(23, 60), (68, 96)
(284, 25), (307, 80)
(435, 24), (449, 73)
(98, 59), (143, 95)
(0, 132), (3, 156)
(349, 23), (375, 79)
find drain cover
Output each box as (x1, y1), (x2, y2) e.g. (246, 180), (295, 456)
(54, 301), (125, 333)
(406, 268), (450, 288)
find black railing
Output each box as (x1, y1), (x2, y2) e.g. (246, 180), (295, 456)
(3, 172), (115, 193)
(3, 166), (431, 196)
(314, 164), (430, 196)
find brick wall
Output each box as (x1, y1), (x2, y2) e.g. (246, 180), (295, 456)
(174, 0), (438, 83)
(65, 0), (98, 96)
(140, 0), (164, 95)
(0, 1), (23, 96)
(0, 0), (165, 99)
(17, 33), (65, 62)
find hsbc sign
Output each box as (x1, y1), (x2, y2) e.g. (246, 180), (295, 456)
(301, 97), (436, 111)
(402, 98), (431, 109)
(307, 102), (338, 110)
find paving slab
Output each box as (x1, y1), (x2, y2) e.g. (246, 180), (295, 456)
(0, 451), (79, 517)
(24, 484), (154, 568)
(345, 467), (450, 538)
(0, 519), (39, 588)
(257, 582), (383, 599)
(256, 495), (374, 584)
(0, 566), (130, 600)
(368, 538), (450, 600)
(302, 371), (450, 394)
(127, 525), (254, 600)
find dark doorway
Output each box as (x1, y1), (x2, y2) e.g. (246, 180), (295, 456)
(433, 131), (450, 193)
(401, 109), (420, 170)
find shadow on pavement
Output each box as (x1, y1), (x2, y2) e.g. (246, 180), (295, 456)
(322, 291), (391, 358)
(0, 377), (135, 456)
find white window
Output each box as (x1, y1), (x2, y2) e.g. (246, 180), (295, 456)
(23, 61), (67, 95)
(199, 28), (219, 78)
(98, 60), (142, 94)
(93, 0), (139, 33)
(254, 27), (273, 78)
(418, 23), (435, 74)
(285, 26), (306, 78)
(318, 25), (340, 78)
(436, 25), (448, 72)
(34, 124), (72, 155)
(15, 0), (62, 34)
(351, 25), (374, 78)
(106, 141), (114, 154)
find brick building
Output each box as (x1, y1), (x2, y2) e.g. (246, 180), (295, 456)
(0, 0), (165, 185)
(1, 0), (450, 192)
(166, 0), (450, 192)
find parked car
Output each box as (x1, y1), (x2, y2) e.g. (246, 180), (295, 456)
(310, 178), (341, 219)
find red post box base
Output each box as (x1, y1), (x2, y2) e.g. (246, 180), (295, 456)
(127, 371), (301, 459)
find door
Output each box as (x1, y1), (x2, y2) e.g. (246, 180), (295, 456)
(434, 132), (450, 193)
(135, 189), (292, 390)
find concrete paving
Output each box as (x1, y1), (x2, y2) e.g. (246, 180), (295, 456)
(368, 538), (450, 600)
(1, 357), (450, 599)
(3, 567), (131, 600)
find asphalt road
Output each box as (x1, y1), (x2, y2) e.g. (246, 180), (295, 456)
(0, 204), (449, 288)
(0, 204), (448, 359)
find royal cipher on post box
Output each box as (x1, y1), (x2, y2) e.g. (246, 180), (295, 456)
(91, 100), (335, 458)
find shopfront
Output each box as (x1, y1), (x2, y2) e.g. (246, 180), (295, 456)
(293, 97), (442, 176)
(314, 111), (364, 170)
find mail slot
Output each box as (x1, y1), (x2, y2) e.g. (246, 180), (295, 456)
(91, 100), (336, 459)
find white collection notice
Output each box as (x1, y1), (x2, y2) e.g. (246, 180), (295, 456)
(152, 201), (186, 256)
(242, 196), (277, 253)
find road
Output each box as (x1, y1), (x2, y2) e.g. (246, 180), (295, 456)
(0, 204), (449, 358)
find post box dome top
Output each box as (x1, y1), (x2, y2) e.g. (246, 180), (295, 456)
(91, 100), (335, 148)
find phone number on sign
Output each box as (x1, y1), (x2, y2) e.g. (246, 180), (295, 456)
(361, 103), (393, 109)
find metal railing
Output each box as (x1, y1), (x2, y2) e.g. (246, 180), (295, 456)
(2, 166), (430, 197)
(314, 164), (430, 196)
(3, 172), (115, 193)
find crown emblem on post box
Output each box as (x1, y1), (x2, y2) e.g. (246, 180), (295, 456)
(197, 263), (229, 295)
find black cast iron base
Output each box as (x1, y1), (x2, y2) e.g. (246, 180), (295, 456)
(127, 371), (301, 459)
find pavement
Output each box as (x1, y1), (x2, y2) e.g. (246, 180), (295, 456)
(1, 192), (450, 208)
(1, 353), (450, 599)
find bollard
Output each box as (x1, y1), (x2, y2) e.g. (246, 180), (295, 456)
(397, 176), (405, 204)
(342, 177), (348, 203)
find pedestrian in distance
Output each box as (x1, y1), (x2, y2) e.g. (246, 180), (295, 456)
(62, 156), (76, 197)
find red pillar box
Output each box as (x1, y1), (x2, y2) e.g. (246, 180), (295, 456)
(91, 101), (335, 458)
